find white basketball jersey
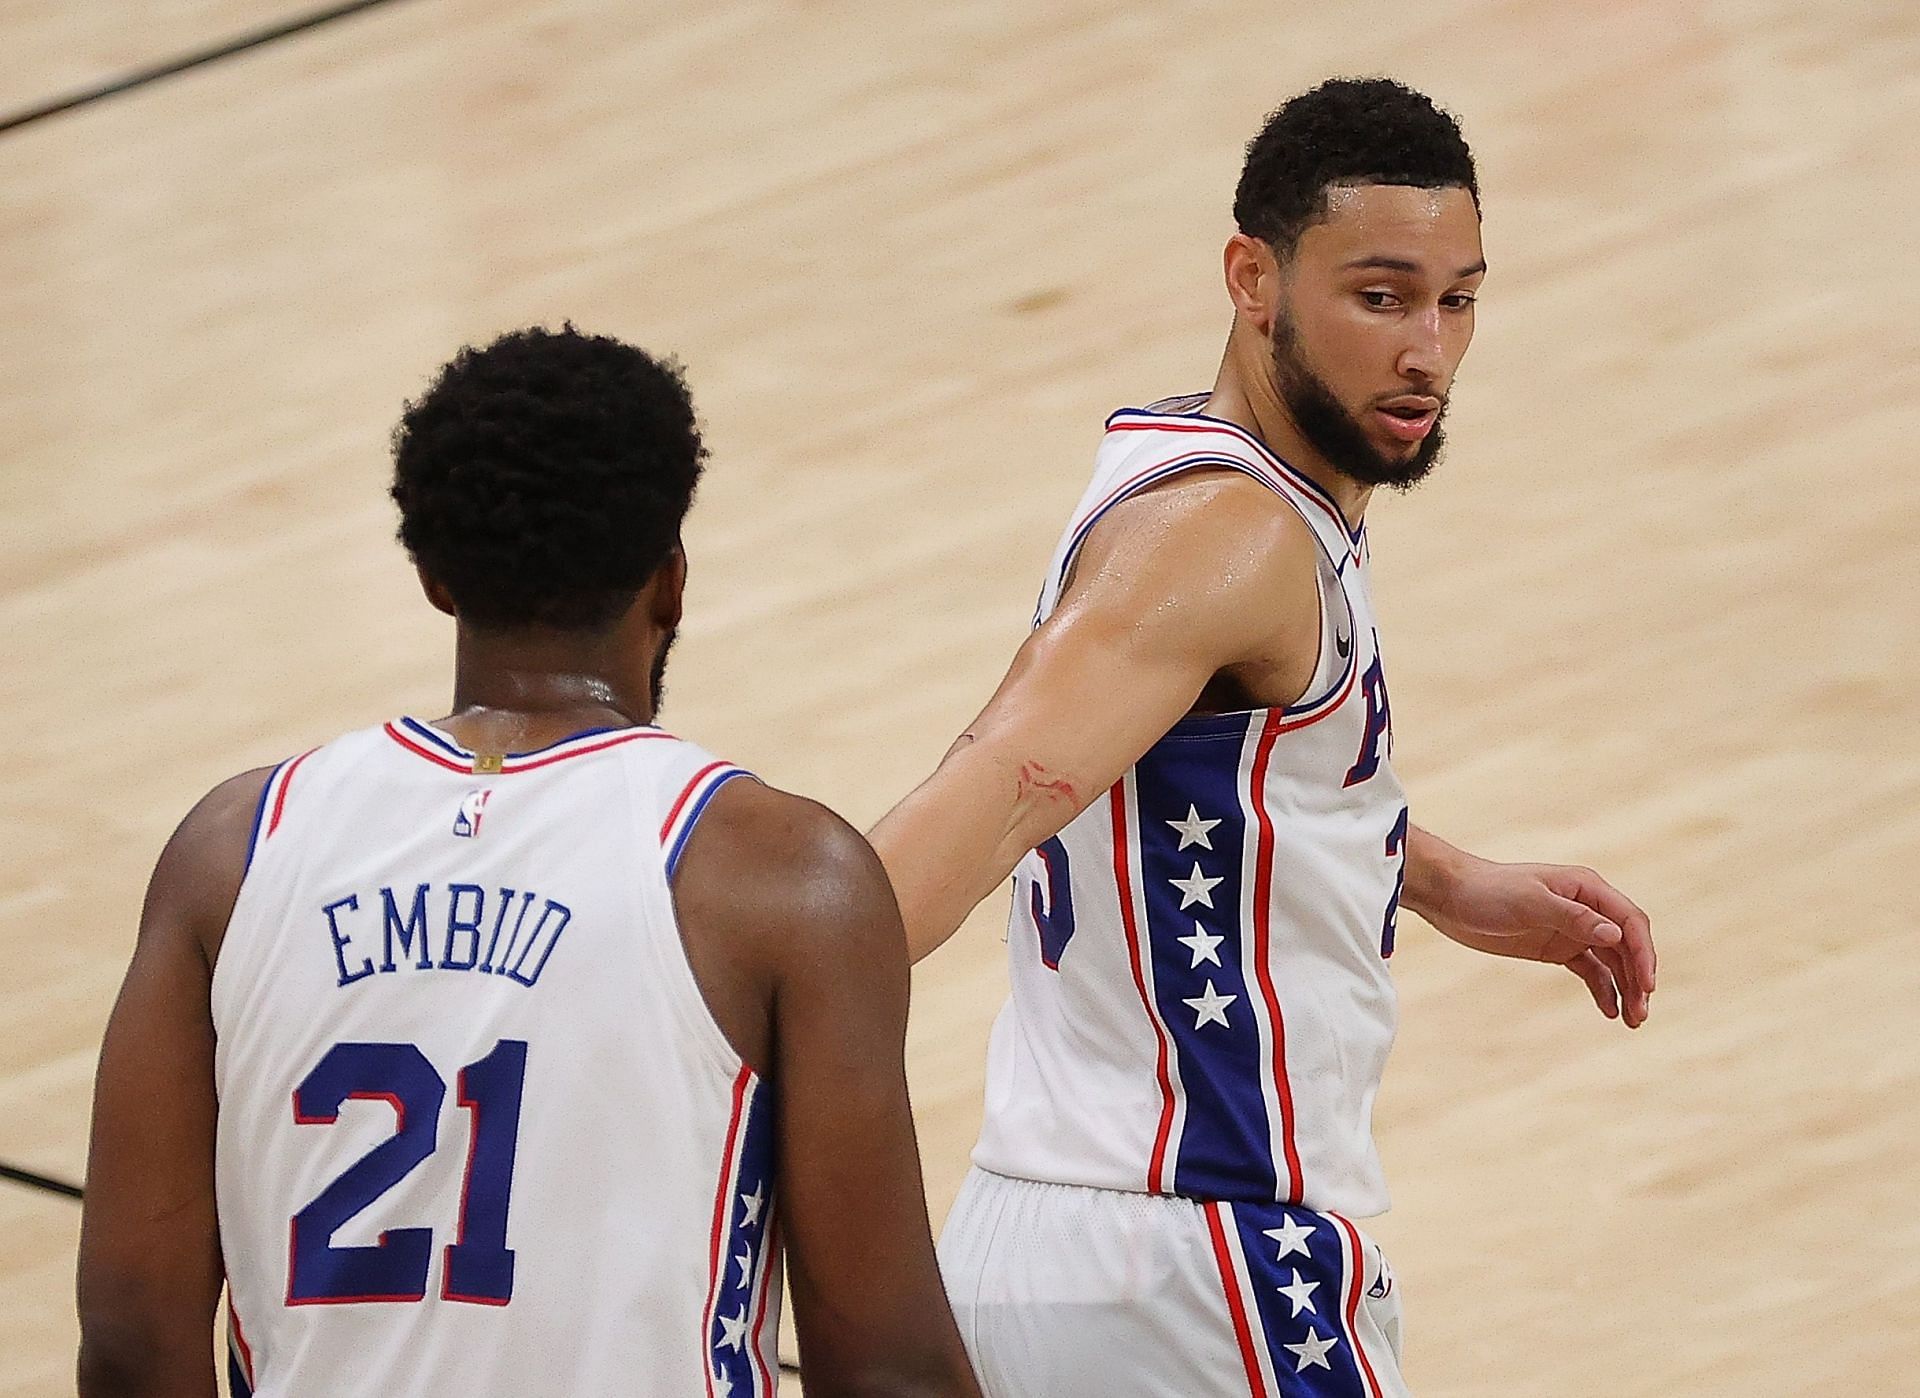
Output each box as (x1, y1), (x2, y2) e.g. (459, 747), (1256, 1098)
(212, 719), (780, 1398)
(973, 395), (1408, 1218)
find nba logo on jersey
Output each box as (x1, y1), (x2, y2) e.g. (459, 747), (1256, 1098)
(453, 788), (493, 838)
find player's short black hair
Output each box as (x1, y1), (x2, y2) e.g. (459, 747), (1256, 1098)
(1233, 78), (1478, 256)
(391, 325), (705, 631)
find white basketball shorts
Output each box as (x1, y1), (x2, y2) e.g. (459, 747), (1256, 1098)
(938, 1167), (1409, 1397)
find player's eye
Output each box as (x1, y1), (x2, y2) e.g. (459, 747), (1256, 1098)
(1442, 293), (1478, 310)
(1359, 290), (1399, 310)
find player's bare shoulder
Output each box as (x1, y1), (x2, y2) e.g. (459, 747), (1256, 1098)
(143, 765), (278, 965)
(679, 779), (892, 934)
(1062, 467), (1319, 617)
(671, 776), (904, 1072)
(1052, 466), (1323, 695)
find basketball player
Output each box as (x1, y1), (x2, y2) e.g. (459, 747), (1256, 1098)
(869, 80), (1658, 1396)
(76, 328), (982, 1398)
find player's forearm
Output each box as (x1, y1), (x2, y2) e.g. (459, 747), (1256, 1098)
(76, 1316), (217, 1398)
(871, 739), (1084, 963)
(870, 781), (1025, 964)
(1400, 823), (1477, 928)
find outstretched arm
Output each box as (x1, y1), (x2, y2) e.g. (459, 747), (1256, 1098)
(77, 770), (267, 1398)
(872, 474), (1322, 962)
(1403, 824), (1657, 1027)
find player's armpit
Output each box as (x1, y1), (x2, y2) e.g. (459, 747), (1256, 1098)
(77, 768), (268, 1398)
(698, 788), (980, 1397)
(873, 471), (1322, 962)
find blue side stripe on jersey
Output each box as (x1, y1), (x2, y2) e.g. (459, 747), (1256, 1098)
(665, 769), (753, 878)
(709, 1078), (779, 1396)
(1229, 1202), (1375, 1397)
(227, 1345), (255, 1398)
(242, 758), (292, 874)
(1131, 730), (1280, 1202)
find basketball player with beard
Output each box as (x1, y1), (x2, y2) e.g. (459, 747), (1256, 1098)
(870, 80), (1658, 1396)
(75, 329), (981, 1398)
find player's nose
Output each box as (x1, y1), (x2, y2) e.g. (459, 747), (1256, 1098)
(1396, 311), (1446, 384)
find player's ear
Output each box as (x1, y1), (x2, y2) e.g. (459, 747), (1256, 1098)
(1223, 232), (1280, 336)
(416, 566), (458, 618)
(650, 544), (687, 633)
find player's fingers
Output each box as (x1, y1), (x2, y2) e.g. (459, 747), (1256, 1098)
(1567, 951), (1619, 1020)
(1616, 897), (1655, 995)
(1541, 888), (1622, 950)
(1556, 867), (1654, 992)
(1595, 944), (1648, 1028)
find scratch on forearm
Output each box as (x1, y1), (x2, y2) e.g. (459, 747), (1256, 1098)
(1016, 760), (1079, 808)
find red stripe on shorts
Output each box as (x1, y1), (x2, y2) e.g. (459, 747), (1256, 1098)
(1203, 1202), (1270, 1398)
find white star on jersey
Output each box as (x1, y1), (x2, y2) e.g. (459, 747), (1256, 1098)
(1178, 921), (1224, 969)
(1276, 1268), (1320, 1318)
(713, 1371), (733, 1398)
(1284, 1328), (1337, 1372)
(1166, 805), (1222, 850)
(734, 1246), (753, 1287)
(1182, 979), (1236, 1029)
(739, 1183), (764, 1227)
(1263, 1214), (1315, 1262)
(1170, 863), (1223, 910)
(717, 1305), (750, 1352)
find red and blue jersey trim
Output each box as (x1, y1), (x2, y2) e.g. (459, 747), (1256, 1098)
(1036, 448), (1301, 627)
(226, 1297), (256, 1396)
(1103, 403), (1368, 561)
(381, 717), (673, 774)
(662, 762), (757, 878)
(703, 1067), (779, 1398)
(1037, 416), (1367, 629)
(243, 748), (319, 872)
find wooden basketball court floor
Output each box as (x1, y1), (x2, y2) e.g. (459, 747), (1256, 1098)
(2, 2), (1915, 1393)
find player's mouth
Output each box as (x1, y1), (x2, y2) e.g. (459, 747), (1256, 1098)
(1373, 395), (1442, 443)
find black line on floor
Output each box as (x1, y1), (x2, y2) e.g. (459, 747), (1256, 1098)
(0, 0), (414, 137)
(0, 1160), (84, 1201)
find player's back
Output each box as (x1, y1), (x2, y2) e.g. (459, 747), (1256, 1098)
(213, 717), (777, 1397)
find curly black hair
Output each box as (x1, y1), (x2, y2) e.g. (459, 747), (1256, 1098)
(1234, 78), (1478, 256)
(391, 326), (705, 631)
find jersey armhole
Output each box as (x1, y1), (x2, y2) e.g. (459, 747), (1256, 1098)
(1282, 555), (1357, 717)
(211, 757), (309, 1030)
(633, 758), (763, 1084)
(661, 763), (757, 878)
(241, 750), (317, 874)
(1043, 454), (1316, 627)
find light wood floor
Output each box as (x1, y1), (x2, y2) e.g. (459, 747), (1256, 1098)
(3, 2), (1916, 1394)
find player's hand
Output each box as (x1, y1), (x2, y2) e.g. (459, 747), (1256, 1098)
(1422, 857), (1656, 1027)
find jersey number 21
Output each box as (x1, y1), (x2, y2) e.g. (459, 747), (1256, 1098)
(288, 1039), (527, 1306)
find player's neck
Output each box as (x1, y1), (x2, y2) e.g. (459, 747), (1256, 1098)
(1206, 332), (1373, 530)
(435, 625), (658, 753)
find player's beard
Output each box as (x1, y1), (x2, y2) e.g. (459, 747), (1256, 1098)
(1270, 309), (1447, 490)
(649, 629), (676, 714)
